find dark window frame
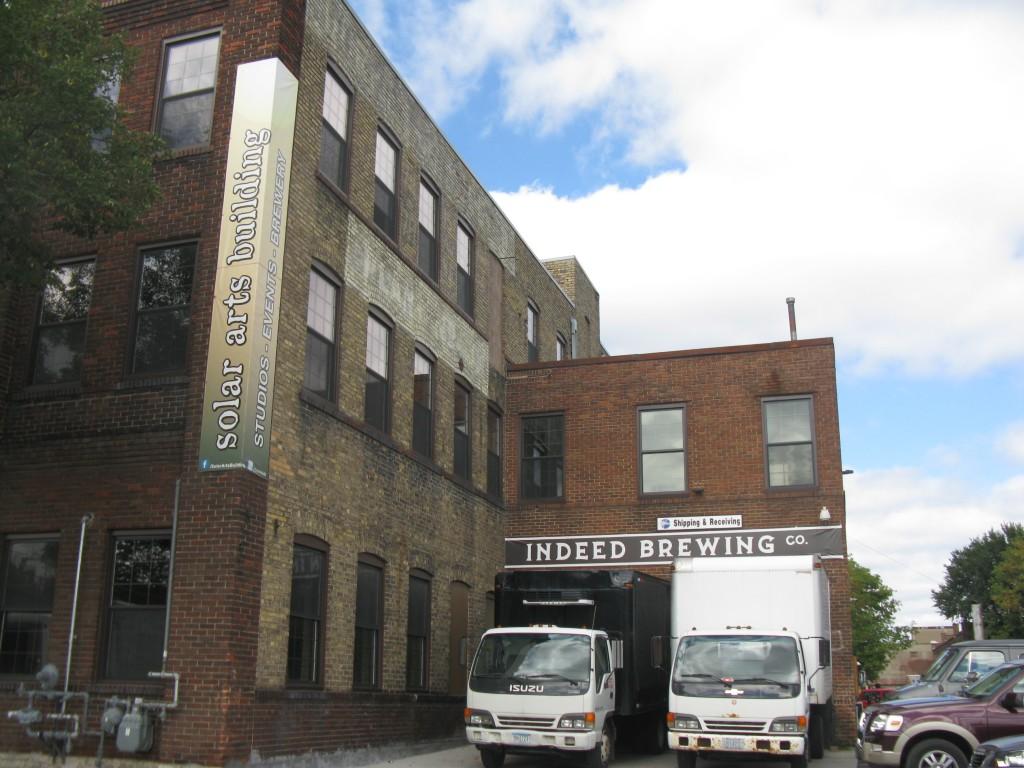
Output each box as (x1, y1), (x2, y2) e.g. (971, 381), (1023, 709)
(520, 412), (565, 501)
(354, 553), (385, 690)
(154, 29), (221, 151)
(364, 306), (393, 433)
(319, 62), (354, 194)
(373, 125), (401, 241)
(287, 535), (328, 688)
(30, 256), (96, 386)
(0, 534), (59, 678)
(762, 394), (818, 489)
(101, 530), (172, 681)
(406, 568), (432, 691)
(453, 379), (472, 482)
(417, 175), (440, 282)
(412, 345), (435, 459)
(555, 332), (567, 362)
(526, 301), (539, 363)
(304, 262), (342, 401)
(127, 241), (197, 378)
(456, 220), (474, 318)
(637, 403), (688, 496)
(486, 405), (503, 500)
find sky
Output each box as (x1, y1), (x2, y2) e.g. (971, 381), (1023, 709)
(349, 0), (1024, 627)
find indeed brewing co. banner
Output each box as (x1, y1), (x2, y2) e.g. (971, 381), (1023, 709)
(198, 59), (298, 478)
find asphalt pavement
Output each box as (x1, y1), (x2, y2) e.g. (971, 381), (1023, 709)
(355, 743), (858, 768)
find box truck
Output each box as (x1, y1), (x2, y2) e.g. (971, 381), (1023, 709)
(667, 555), (833, 768)
(464, 570), (670, 768)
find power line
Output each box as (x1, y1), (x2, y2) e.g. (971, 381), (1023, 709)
(849, 537), (939, 583)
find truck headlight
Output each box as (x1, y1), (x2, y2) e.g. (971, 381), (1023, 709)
(770, 716), (807, 733)
(559, 713), (595, 730)
(463, 708), (494, 727)
(869, 714), (903, 733)
(995, 751), (1024, 767)
(668, 713), (701, 731)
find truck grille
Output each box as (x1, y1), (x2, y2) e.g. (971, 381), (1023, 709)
(704, 718), (768, 732)
(496, 714), (557, 729)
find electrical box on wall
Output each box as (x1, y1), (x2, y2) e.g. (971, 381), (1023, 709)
(117, 710), (153, 753)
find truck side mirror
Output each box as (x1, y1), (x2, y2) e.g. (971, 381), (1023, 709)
(1001, 692), (1022, 712)
(601, 672), (614, 692)
(650, 635), (666, 670)
(965, 671), (980, 684)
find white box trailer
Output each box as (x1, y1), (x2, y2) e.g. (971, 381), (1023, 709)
(667, 555), (833, 768)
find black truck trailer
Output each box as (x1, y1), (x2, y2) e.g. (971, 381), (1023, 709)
(493, 569), (671, 752)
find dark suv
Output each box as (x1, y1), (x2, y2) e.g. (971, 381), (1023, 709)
(858, 660), (1024, 768)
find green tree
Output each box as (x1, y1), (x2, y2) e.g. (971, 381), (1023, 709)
(932, 523), (1024, 637)
(850, 558), (912, 681)
(990, 535), (1024, 637)
(0, 0), (164, 290)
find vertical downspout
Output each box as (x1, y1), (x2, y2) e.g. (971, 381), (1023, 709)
(787, 297), (798, 341)
(63, 513), (93, 710)
(162, 479), (180, 671)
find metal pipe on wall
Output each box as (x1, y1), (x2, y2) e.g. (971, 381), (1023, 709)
(162, 479), (180, 671)
(63, 513), (93, 711)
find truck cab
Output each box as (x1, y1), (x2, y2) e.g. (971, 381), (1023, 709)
(465, 626), (617, 768)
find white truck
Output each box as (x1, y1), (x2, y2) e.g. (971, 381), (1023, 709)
(464, 570), (670, 768)
(667, 555), (833, 768)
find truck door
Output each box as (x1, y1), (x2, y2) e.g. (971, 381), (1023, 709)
(595, 636), (615, 716)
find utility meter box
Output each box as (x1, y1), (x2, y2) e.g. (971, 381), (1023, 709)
(116, 710), (153, 753)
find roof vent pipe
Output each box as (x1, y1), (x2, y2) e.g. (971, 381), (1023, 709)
(786, 297), (797, 341)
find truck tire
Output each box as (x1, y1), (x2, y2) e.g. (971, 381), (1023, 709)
(906, 739), (967, 768)
(586, 724), (613, 768)
(479, 747), (505, 768)
(809, 714), (825, 758)
(647, 713), (667, 754)
(677, 751), (697, 768)
(790, 748), (809, 768)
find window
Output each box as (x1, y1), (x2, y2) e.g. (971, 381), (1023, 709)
(763, 396), (816, 487)
(0, 537), (58, 675)
(131, 243), (195, 375)
(639, 405), (686, 494)
(406, 570), (431, 690)
(418, 180), (439, 281)
(91, 75), (121, 152)
(526, 302), (538, 362)
(374, 130), (398, 239)
(320, 69), (350, 190)
(487, 407), (502, 498)
(33, 259), (95, 385)
(354, 555), (384, 689)
(521, 414), (564, 499)
(157, 33), (220, 150)
(570, 317), (579, 358)
(555, 333), (567, 362)
(104, 533), (171, 680)
(287, 539), (326, 685)
(364, 312), (391, 432)
(304, 267), (339, 399)
(456, 223), (473, 316)
(949, 651), (1005, 683)
(412, 350), (433, 458)
(454, 382), (471, 481)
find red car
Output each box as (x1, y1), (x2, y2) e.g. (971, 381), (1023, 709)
(859, 687), (896, 710)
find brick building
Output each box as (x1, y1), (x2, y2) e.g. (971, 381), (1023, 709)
(0, 0), (851, 765)
(502, 339), (857, 743)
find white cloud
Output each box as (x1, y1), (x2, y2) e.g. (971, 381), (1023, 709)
(399, 0), (1024, 375)
(997, 422), (1024, 464)
(845, 468), (1024, 625)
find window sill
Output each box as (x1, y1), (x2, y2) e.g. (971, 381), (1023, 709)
(519, 495), (566, 506)
(117, 374), (189, 390)
(315, 170), (350, 203)
(638, 491), (692, 504)
(158, 144), (214, 162)
(11, 381), (83, 401)
(765, 484), (819, 495)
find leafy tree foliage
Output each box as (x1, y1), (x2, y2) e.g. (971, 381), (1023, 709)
(0, 0), (164, 290)
(850, 558), (912, 681)
(932, 523), (1024, 637)
(990, 535), (1024, 637)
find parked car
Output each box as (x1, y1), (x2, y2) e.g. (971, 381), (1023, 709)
(894, 640), (1024, 700)
(971, 734), (1024, 768)
(860, 687), (897, 710)
(858, 659), (1024, 768)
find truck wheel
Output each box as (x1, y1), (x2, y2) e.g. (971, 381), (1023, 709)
(809, 714), (825, 758)
(676, 751), (697, 768)
(790, 748), (809, 768)
(906, 739), (967, 768)
(647, 713), (667, 754)
(586, 724), (613, 768)
(479, 747), (505, 768)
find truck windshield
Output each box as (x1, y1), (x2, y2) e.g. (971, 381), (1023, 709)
(920, 647), (959, 682)
(470, 633), (591, 696)
(962, 664), (1020, 698)
(672, 635), (801, 699)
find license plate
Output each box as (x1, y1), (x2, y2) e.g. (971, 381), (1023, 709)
(723, 737), (745, 750)
(513, 733), (531, 745)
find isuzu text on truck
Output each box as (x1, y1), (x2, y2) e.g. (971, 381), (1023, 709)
(464, 570), (669, 768)
(667, 555), (833, 768)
